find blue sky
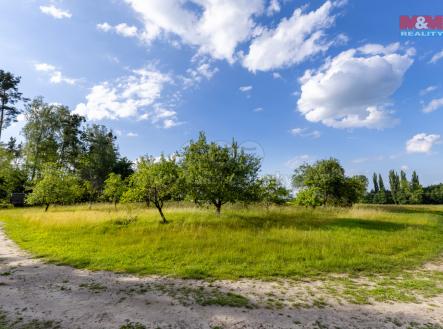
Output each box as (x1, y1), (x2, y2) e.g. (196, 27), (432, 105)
(1, 0), (443, 187)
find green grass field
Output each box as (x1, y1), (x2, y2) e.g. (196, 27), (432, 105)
(1, 204), (443, 279)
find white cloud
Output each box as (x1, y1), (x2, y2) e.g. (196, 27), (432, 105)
(115, 23), (138, 37)
(253, 107), (264, 112)
(429, 49), (443, 64)
(34, 63), (77, 85)
(267, 0), (281, 16)
(239, 85), (253, 92)
(97, 22), (112, 32)
(297, 43), (414, 129)
(285, 154), (313, 169)
(183, 59), (219, 87)
(406, 133), (441, 154)
(40, 5), (72, 19)
(127, 132), (138, 137)
(420, 85), (437, 96)
(272, 72), (282, 79)
(422, 97), (443, 113)
(74, 68), (179, 128)
(242, 1), (336, 72)
(290, 127), (321, 138)
(125, 0), (264, 62)
(97, 22), (139, 38)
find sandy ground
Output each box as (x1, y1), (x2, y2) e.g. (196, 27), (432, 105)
(1, 224), (443, 329)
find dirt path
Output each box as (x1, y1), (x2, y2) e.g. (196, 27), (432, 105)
(1, 224), (443, 329)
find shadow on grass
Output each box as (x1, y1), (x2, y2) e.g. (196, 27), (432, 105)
(210, 213), (418, 232)
(367, 205), (443, 217)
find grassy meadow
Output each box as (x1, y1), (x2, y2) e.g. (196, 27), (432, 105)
(1, 203), (443, 279)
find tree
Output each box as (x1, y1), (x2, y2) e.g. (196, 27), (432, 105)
(58, 108), (85, 170)
(423, 184), (443, 204)
(0, 146), (25, 202)
(0, 70), (24, 142)
(377, 174), (387, 204)
(258, 175), (291, 209)
(23, 98), (84, 180)
(113, 157), (134, 179)
(292, 158), (367, 207)
(409, 170), (423, 204)
(124, 156), (181, 223)
(102, 173), (126, 207)
(398, 170), (410, 204)
(294, 187), (323, 208)
(372, 173), (379, 194)
(79, 125), (118, 195)
(342, 175), (368, 206)
(26, 164), (82, 211)
(182, 132), (261, 214)
(389, 170), (400, 204)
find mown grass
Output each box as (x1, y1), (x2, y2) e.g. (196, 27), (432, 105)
(1, 203), (443, 279)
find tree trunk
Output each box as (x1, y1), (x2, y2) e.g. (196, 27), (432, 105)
(45, 203), (50, 212)
(215, 201), (222, 215)
(154, 201), (167, 224)
(145, 197), (150, 208)
(0, 104), (4, 142)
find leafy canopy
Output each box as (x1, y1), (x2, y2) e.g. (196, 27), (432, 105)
(181, 132), (261, 213)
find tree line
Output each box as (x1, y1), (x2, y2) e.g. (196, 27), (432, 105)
(1, 69), (442, 221)
(364, 170), (443, 205)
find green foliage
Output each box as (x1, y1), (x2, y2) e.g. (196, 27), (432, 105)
(367, 170), (424, 205)
(294, 187), (323, 208)
(78, 124), (118, 193)
(258, 175), (291, 208)
(292, 158), (367, 207)
(0, 70), (24, 141)
(124, 156), (181, 223)
(424, 184), (443, 204)
(182, 132), (261, 214)
(0, 145), (26, 201)
(23, 97), (85, 180)
(102, 173), (126, 206)
(410, 171), (424, 204)
(26, 164), (83, 210)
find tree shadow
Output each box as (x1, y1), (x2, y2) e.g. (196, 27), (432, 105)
(369, 205), (443, 217)
(214, 213), (416, 232)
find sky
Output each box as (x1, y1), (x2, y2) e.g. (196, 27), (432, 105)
(1, 0), (443, 187)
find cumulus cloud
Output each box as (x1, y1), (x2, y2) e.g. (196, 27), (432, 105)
(406, 133), (441, 154)
(34, 63), (77, 85)
(97, 22), (139, 38)
(297, 43), (414, 129)
(242, 1), (337, 72)
(74, 68), (180, 128)
(429, 49), (443, 64)
(40, 5), (72, 19)
(124, 0), (263, 62)
(422, 97), (443, 113)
